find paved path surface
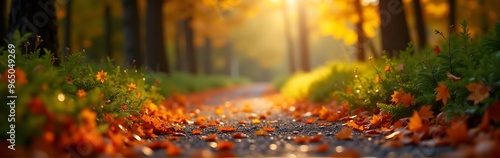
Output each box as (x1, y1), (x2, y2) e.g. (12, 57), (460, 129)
(153, 83), (454, 157)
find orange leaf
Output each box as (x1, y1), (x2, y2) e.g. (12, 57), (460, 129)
(310, 134), (323, 142)
(305, 117), (315, 124)
(336, 127), (353, 140)
(408, 111), (423, 133)
(391, 88), (404, 104)
(446, 121), (468, 145)
(346, 121), (364, 131)
(263, 126), (275, 132)
(318, 106), (329, 120)
(400, 92), (415, 107)
(232, 132), (248, 139)
(255, 129), (268, 136)
(370, 115), (382, 127)
(466, 81), (491, 105)
(435, 82), (451, 105)
(216, 141), (235, 150)
(166, 143), (182, 156)
(295, 136), (310, 144)
(192, 129), (202, 135)
(242, 103), (253, 112)
(418, 105), (434, 121)
(316, 143), (329, 152)
(218, 126), (237, 133)
(203, 134), (217, 141)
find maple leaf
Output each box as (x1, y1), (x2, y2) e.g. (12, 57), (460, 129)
(446, 121), (468, 145)
(216, 141), (235, 150)
(192, 129), (202, 135)
(305, 117), (315, 124)
(316, 143), (329, 152)
(418, 105), (434, 121)
(466, 81), (491, 105)
(408, 111), (423, 133)
(434, 45), (440, 54)
(370, 115), (382, 127)
(346, 121), (364, 131)
(263, 126), (275, 132)
(435, 82), (451, 105)
(318, 106), (329, 120)
(218, 126), (237, 133)
(203, 134), (217, 141)
(400, 92), (415, 107)
(391, 88), (404, 104)
(336, 127), (353, 140)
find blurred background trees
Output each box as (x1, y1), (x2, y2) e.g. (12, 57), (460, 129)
(1, 0), (499, 81)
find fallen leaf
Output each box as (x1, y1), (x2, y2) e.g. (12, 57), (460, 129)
(316, 143), (329, 152)
(218, 126), (237, 133)
(370, 115), (382, 127)
(346, 121), (364, 131)
(295, 136), (310, 144)
(305, 117), (315, 124)
(192, 129), (202, 135)
(263, 126), (275, 132)
(216, 141), (235, 150)
(466, 81), (491, 105)
(310, 134), (323, 142)
(446, 121), (468, 145)
(336, 127), (353, 140)
(242, 103), (253, 112)
(400, 92), (415, 107)
(255, 129), (268, 136)
(252, 119), (261, 124)
(408, 111), (423, 133)
(203, 134), (217, 141)
(232, 132), (248, 139)
(418, 105), (434, 121)
(166, 143), (182, 156)
(435, 82), (451, 105)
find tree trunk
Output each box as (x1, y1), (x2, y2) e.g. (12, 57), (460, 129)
(175, 21), (185, 72)
(448, 0), (456, 33)
(296, 0), (310, 72)
(0, 0), (7, 45)
(145, 0), (169, 73)
(63, 0), (71, 58)
(354, 0), (366, 61)
(203, 37), (212, 75)
(8, 0), (59, 63)
(104, 3), (112, 59)
(122, 0), (143, 67)
(413, 0), (427, 49)
(378, 0), (411, 58)
(184, 17), (198, 74)
(281, 0), (295, 74)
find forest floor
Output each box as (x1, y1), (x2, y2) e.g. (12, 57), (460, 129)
(152, 83), (455, 157)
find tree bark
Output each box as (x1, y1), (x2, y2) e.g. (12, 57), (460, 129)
(296, 0), (310, 72)
(448, 0), (456, 32)
(184, 17), (198, 74)
(104, 3), (112, 59)
(281, 0), (295, 74)
(203, 37), (212, 75)
(378, 0), (411, 58)
(354, 0), (366, 61)
(145, 0), (169, 73)
(413, 0), (427, 50)
(175, 20), (185, 72)
(63, 0), (71, 58)
(122, 0), (143, 67)
(8, 0), (59, 63)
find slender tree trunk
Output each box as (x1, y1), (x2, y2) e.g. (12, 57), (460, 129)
(63, 0), (71, 58)
(104, 3), (112, 59)
(145, 0), (169, 73)
(448, 0), (456, 33)
(203, 37), (212, 75)
(0, 0), (7, 45)
(413, 0), (427, 49)
(281, 0), (295, 74)
(184, 17), (198, 74)
(122, 0), (143, 67)
(8, 0), (59, 64)
(354, 0), (366, 61)
(378, 0), (411, 58)
(175, 21), (185, 72)
(296, 0), (310, 72)
(224, 41), (233, 77)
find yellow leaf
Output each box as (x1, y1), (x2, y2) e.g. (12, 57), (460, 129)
(408, 111), (423, 133)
